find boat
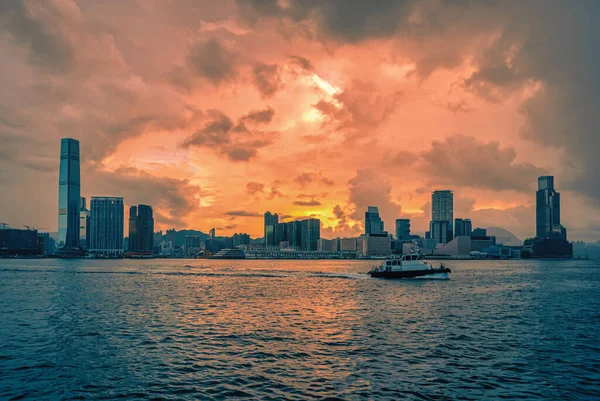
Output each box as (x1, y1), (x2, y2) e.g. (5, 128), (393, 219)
(369, 253), (451, 279)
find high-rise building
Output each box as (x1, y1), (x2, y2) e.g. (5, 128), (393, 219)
(232, 233), (250, 246)
(80, 197), (90, 249)
(395, 219), (411, 240)
(365, 206), (385, 236)
(429, 220), (452, 244)
(300, 218), (320, 251)
(536, 176), (566, 240)
(58, 138), (81, 251)
(463, 219), (472, 237)
(264, 212), (279, 246)
(128, 204), (154, 252)
(454, 218), (466, 237)
(89, 197), (124, 257)
(166, 229), (177, 245)
(185, 235), (202, 257)
(429, 190), (453, 243)
(432, 190), (453, 223)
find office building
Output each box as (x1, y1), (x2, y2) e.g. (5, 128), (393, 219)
(429, 220), (452, 244)
(185, 235), (202, 257)
(300, 218), (320, 251)
(128, 204), (154, 252)
(340, 237), (358, 252)
(395, 219), (411, 240)
(233, 233), (251, 247)
(166, 229), (177, 245)
(455, 218), (472, 237)
(358, 235), (391, 257)
(318, 238), (340, 252)
(0, 227), (39, 256)
(365, 206), (385, 236)
(57, 138), (81, 251)
(536, 176), (566, 240)
(472, 227), (487, 237)
(429, 190), (453, 244)
(89, 197), (124, 257)
(80, 197), (90, 249)
(264, 212), (279, 246)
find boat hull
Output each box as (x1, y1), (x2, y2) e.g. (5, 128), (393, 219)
(369, 267), (451, 279)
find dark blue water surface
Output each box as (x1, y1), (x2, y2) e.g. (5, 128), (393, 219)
(1, 259), (599, 400)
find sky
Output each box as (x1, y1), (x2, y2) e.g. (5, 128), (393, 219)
(1, 0), (599, 241)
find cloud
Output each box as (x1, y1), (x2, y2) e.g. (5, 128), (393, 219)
(314, 80), (403, 141)
(288, 55), (313, 71)
(246, 181), (265, 195)
(347, 168), (401, 231)
(180, 108), (277, 161)
(294, 172), (335, 186)
(88, 166), (202, 228)
(293, 199), (322, 207)
(445, 100), (474, 114)
(225, 210), (262, 217)
(420, 134), (545, 192)
(252, 62), (282, 97)
(0, 1), (76, 73)
(188, 38), (238, 84)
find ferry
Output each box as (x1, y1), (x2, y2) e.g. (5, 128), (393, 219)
(369, 253), (451, 279)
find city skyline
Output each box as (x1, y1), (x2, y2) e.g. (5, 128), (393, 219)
(1, 1), (600, 241)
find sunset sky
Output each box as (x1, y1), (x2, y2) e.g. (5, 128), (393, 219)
(1, 0), (599, 241)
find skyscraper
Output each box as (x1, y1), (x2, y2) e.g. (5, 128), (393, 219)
(536, 176), (566, 240)
(300, 218), (320, 251)
(395, 218), (411, 240)
(365, 206), (385, 236)
(430, 190), (453, 244)
(89, 197), (124, 257)
(128, 204), (154, 252)
(58, 138), (81, 251)
(264, 211), (279, 246)
(463, 218), (473, 237)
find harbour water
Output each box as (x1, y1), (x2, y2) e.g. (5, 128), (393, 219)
(1, 259), (599, 400)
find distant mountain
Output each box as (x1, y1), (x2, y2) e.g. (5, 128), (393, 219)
(486, 227), (523, 246)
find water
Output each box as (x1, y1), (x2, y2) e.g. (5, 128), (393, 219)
(1, 259), (599, 400)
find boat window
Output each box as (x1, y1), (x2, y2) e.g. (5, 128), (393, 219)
(392, 260), (398, 266)
(386, 261), (391, 266)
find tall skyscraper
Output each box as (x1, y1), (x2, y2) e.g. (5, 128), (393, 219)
(128, 204), (154, 252)
(395, 219), (411, 240)
(80, 197), (90, 249)
(264, 211), (279, 246)
(365, 206), (385, 236)
(89, 197), (124, 257)
(536, 176), (566, 240)
(58, 138), (81, 251)
(429, 190), (454, 244)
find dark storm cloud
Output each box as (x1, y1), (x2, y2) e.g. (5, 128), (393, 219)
(0, 1), (75, 73)
(189, 38), (238, 83)
(252, 62), (282, 97)
(180, 107), (276, 162)
(420, 134), (545, 192)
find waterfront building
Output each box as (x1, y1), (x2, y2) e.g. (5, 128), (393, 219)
(454, 218), (474, 237)
(472, 227), (487, 237)
(463, 218), (472, 237)
(536, 176), (567, 240)
(318, 238), (340, 252)
(58, 138), (81, 251)
(395, 218), (411, 240)
(80, 197), (90, 249)
(340, 237), (358, 252)
(89, 197), (124, 257)
(358, 235), (391, 257)
(0, 227), (39, 256)
(429, 220), (452, 244)
(365, 206), (385, 236)
(429, 190), (453, 244)
(185, 235), (202, 257)
(128, 204), (154, 252)
(300, 218), (320, 251)
(264, 212), (279, 246)
(232, 233), (251, 247)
